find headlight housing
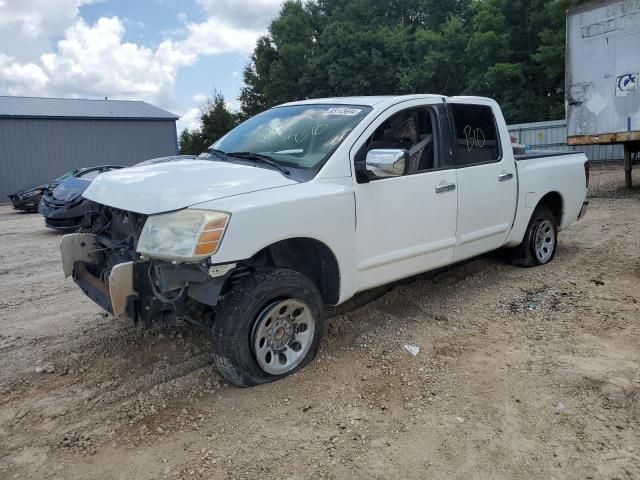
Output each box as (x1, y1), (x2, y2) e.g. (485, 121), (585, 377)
(136, 209), (230, 262)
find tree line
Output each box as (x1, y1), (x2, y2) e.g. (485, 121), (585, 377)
(180, 0), (583, 154)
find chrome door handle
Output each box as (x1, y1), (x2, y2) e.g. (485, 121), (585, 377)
(435, 183), (456, 194)
(498, 173), (514, 182)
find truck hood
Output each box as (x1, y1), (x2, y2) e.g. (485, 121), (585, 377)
(83, 159), (298, 215)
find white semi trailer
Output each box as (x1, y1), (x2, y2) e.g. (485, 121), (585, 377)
(566, 0), (640, 186)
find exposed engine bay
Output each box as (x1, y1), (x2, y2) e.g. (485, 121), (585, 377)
(82, 202), (146, 284)
(67, 202), (244, 328)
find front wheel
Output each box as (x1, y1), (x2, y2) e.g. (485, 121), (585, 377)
(512, 206), (558, 267)
(211, 268), (325, 387)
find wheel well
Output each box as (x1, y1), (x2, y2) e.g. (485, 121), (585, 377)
(250, 238), (341, 305)
(538, 191), (563, 226)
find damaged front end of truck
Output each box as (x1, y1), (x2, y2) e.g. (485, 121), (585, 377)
(60, 202), (245, 328)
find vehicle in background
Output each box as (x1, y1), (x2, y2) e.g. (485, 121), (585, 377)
(566, 1), (640, 186)
(60, 95), (589, 387)
(7, 169), (79, 212)
(39, 165), (123, 230)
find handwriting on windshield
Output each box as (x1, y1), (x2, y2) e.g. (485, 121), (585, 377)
(311, 124), (328, 136)
(279, 123), (329, 144)
(463, 125), (486, 152)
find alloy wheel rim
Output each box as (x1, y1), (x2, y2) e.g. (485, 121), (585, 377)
(252, 299), (315, 375)
(534, 219), (555, 263)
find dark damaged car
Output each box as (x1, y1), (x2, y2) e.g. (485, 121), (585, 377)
(8, 169), (79, 212)
(39, 165), (123, 230)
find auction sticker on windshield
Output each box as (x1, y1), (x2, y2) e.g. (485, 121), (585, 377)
(325, 107), (363, 116)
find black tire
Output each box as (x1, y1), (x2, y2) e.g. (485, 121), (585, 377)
(512, 205), (558, 267)
(211, 268), (325, 387)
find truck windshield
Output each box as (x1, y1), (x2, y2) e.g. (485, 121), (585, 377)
(199, 104), (371, 170)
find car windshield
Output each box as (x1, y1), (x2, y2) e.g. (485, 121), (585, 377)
(54, 170), (77, 182)
(198, 104), (371, 170)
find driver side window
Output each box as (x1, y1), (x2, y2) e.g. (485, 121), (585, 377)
(357, 107), (439, 180)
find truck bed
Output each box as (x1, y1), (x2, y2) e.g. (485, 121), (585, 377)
(504, 151), (588, 247)
(515, 150), (583, 161)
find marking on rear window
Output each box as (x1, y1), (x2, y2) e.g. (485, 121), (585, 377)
(463, 125), (486, 151)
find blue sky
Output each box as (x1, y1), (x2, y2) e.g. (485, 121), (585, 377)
(0, 0), (284, 131)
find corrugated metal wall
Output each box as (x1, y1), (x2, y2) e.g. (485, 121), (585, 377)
(508, 119), (624, 161)
(0, 118), (177, 199)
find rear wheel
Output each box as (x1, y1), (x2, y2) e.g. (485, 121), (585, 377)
(512, 206), (558, 267)
(211, 268), (325, 387)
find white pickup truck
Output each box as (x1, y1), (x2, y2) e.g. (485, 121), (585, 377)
(60, 95), (589, 386)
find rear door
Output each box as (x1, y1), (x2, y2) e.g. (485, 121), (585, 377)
(446, 100), (517, 262)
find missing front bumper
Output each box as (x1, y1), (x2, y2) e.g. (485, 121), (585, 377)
(61, 233), (137, 319)
(61, 233), (233, 324)
(74, 261), (116, 314)
(72, 261), (138, 319)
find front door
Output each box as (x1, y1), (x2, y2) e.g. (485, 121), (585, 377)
(352, 100), (458, 292)
(446, 100), (517, 262)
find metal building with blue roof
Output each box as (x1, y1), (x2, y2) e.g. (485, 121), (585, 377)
(0, 96), (178, 200)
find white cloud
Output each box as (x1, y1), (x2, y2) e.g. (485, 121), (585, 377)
(193, 93), (208, 103)
(0, 1), (281, 100)
(225, 98), (240, 112)
(0, 0), (284, 133)
(181, 18), (261, 56)
(35, 17), (196, 105)
(196, 0), (283, 30)
(0, 0), (96, 37)
(183, 0), (282, 55)
(0, 53), (48, 95)
(177, 11), (188, 24)
(177, 107), (202, 133)
(0, 0), (100, 60)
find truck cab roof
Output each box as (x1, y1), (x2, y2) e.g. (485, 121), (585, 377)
(280, 94), (446, 108)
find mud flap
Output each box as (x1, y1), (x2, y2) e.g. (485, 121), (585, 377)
(578, 201), (589, 221)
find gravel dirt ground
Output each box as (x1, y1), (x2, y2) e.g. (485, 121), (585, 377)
(0, 165), (638, 480)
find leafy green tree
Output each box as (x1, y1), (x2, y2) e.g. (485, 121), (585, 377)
(239, 1), (313, 118)
(179, 91), (239, 154)
(532, 0), (585, 119)
(200, 92), (238, 144)
(402, 16), (469, 95)
(178, 129), (206, 155)
(238, 0), (586, 123)
(239, 38), (279, 118)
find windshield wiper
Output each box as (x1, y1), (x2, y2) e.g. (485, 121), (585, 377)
(226, 152), (290, 175)
(206, 148), (227, 159)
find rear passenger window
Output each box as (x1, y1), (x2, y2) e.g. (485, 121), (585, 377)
(449, 104), (501, 166)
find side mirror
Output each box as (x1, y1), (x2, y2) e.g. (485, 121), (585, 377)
(365, 149), (409, 178)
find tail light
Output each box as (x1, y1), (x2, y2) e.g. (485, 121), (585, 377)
(584, 161), (590, 189)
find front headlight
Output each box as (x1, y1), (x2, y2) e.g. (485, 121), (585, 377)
(136, 209), (230, 262)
